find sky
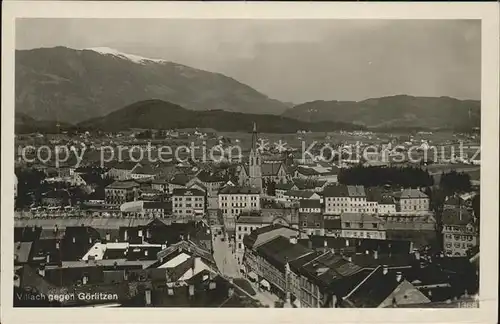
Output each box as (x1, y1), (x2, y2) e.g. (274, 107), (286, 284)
(16, 19), (481, 104)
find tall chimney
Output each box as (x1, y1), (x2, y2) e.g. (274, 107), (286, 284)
(82, 274), (88, 285)
(38, 265), (46, 277)
(106, 232), (111, 241)
(382, 265), (388, 275)
(414, 250), (420, 260)
(46, 254), (50, 263)
(124, 230), (128, 241)
(145, 289), (152, 306)
(373, 250), (378, 260)
(56, 241), (60, 249)
(189, 284), (195, 296)
(396, 272), (402, 282)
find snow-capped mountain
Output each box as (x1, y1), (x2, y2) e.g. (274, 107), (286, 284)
(84, 47), (167, 64)
(15, 46), (288, 123)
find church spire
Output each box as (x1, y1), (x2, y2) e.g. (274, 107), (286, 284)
(251, 122), (258, 152)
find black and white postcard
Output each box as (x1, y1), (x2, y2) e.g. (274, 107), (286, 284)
(1, 2), (498, 324)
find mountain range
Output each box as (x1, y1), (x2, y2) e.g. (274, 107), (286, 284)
(15, 46), (480, 131)
(15, 46), (288, 123)
(283, 95), (480, 130)
(77, 99), (363, 133)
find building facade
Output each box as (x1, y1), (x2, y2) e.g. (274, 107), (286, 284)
(172, 188), (206, 220)
(105, 181), (140, 206)
(218, 186), (261, 231)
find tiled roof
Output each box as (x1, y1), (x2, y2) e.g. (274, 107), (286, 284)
(256, 236), (312, 271)
(323, 185), (349, 197)
(106, 181), (140, 189)
(343, 267), (430, 307)
(400, 189), (428, 199)
(292, 251), (363, 289)
(169, 174), (191, 186)
(442, 208), (474, 226)
(219, 186), (260, 195)
(299, 199), (322, 209)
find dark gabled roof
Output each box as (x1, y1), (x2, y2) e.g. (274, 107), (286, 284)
(15, 226), (42, 242)
(350, 253), (416, 269)
(218, 186), (260, 195)
(256, 236), (312, 271)
(323, 185), (349, 197)
(299, 199), (322, 209)
(261, 163), (284, 176)
(342, 267), (418, 307)
(296, 167), (320, 176)
(275, 182), (295, 191)
(169, 173), (191, 186)
(196, 170), (225, 183)
(294, 251), (364, 289)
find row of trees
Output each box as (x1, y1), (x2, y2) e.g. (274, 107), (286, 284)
(439, 170), (472, 195)
(338, 166), (434, 188)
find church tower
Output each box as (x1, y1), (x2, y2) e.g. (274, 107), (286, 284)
(248, 122), (263, 192)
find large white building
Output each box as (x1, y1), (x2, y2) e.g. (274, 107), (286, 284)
(396, 189), (430, 213)
(218, 186), (261, 231)
(324, 185), (368, 215)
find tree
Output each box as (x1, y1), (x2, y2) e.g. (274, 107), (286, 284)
(471, 194), (480, 220)
(266, 181), (276, 196)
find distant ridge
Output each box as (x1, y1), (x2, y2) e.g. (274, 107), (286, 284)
(76, 99), (365, 133)
(283, 95), (480, 130)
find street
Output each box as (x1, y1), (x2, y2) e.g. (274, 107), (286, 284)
(210, 229), (281, 307)
(211, 231), (241, 279)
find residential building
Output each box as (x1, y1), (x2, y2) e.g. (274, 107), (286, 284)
(299, 199), (322, 213)
(275, 183), (296, 199)
(130, 164), (157, 180)
(235, 208), (300, 257)
(106, 161), (141, 180)
(396, 189), (430, 213)
(239, 224), (300, 265)
(324, 185), (367, 215)
(172, 188), (206, 220)
(218, 186), (261, 231)
(341, 213), (386, 240)
(442, 208), (478, 257)
(105, 181), (140, 206)
(299, 212), (324, 237)
(190, 170), (225, 197)
(244, 234), (365, 308)
(282, 190), (321, 202)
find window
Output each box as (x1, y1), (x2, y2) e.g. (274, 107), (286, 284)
(238, 226), (242, 231)
(344, 222), (350, 228)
